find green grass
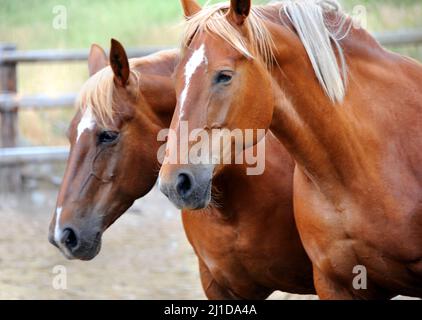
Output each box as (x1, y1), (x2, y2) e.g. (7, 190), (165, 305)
(0, 0), (188, 49)
(0, 0), (269, 49)
(0, 0), (421, 146)
(343, 0), (422, 32)
(0, 0), (421, 50)
(1, 0), (421, 50)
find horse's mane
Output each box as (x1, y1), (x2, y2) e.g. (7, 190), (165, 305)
(76, 59), (141, 128)
(182, 0), (350, 103)
(182, 2), (276, 67)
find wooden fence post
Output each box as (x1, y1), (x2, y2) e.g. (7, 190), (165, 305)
(0, 43), (20, 192)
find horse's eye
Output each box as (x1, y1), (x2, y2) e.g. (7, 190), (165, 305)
(98, 131), (119, 144)
(214, 71), (233, 85)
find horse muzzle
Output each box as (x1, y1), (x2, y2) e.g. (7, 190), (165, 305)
(159, 165), (213, 210)
(49, 224), (102, 261)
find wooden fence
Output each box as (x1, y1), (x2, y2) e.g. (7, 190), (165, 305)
(1, 29), (422, 191)
(0, 44), (173, 191)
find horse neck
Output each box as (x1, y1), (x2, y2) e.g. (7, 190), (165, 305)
(210, 135), (295, 221)
(266, 17), (387, 191)
(133, 50), (178, 129)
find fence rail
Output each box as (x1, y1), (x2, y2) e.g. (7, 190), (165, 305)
(1, 29), (422, 191)
(373, 29), (422, 46)
(0, 93), (76, 112)
(0, 146), (69, 165)
(0, 46), (171, 64)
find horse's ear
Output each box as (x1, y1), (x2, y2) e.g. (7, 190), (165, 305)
(110, 39), (130, 87)
(181, 0), (202, 18)
(228, 0), (251, 25)
(88, 44), (108, 76)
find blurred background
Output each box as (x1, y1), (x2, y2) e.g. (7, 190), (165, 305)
(0, 0), (421, 299)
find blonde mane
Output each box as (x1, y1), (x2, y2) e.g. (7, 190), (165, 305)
(182, 0), (350, 103)
(76, 60), (141, 128)
(182, 2), (276, 67)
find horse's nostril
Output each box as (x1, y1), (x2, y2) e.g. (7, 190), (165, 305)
(176, 173), (193, 198)
(61, 228), (78, 250)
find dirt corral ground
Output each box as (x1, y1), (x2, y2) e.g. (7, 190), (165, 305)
(0, 186), (317, 300)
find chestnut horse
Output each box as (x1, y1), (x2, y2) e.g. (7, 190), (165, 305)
(48, 40), (314, 298)
(48, 40), (176, 260)
(158, 0), (422, 299)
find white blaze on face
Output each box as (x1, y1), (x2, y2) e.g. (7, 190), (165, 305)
(54, 207), (63, 244)
(179, 44), (207, 119)
(76, 107), (96, 142)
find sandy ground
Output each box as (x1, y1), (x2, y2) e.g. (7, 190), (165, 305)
(0, 186), (317, 300)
